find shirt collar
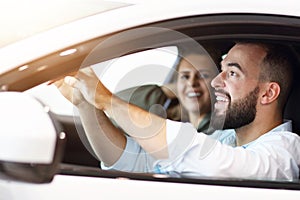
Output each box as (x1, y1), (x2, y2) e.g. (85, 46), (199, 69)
(271, 119), (292, 132)
(241, 120), (292, 148)
(210, 120), (292, 148)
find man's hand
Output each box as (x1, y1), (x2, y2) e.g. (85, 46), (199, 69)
(64, 67), (112, 110)
(53, 77), (86, 106)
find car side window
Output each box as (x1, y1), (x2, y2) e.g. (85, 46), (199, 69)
(25, 46), (179, 116)
(93, 46), (179, 93)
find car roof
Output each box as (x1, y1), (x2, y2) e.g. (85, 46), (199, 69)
(0, 0), (129, 48)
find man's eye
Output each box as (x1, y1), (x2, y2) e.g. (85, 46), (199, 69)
(228, 71), (237, 77)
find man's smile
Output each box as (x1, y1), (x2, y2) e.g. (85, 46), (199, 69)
(214, 91), (230, 113)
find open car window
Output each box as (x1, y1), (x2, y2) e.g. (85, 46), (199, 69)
(25, 46), (179, 116)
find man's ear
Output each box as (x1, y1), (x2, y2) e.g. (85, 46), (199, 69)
(261, 82), (281, 105)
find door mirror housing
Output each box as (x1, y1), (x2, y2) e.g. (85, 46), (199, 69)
(0, 92), (65, 183)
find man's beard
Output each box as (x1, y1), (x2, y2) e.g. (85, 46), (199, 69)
(211, 86), (259, 130)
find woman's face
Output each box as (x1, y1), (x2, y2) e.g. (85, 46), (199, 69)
(177, 54), (216, 115)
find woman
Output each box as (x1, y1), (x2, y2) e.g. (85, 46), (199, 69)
(117, 50), (218, 134)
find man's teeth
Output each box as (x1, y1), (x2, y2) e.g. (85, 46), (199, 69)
(216, 96), (229, 102)
(187, 92), (201, 97)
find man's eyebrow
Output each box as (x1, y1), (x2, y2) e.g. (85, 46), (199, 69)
(227, 62), (241, 70)
(219, 61), (244, 73)
(227, 62), (244, 73)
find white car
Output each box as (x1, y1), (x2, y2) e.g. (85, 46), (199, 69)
(0, 0), (300, 199)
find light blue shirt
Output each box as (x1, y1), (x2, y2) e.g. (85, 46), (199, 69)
(102, 120), (300, 181)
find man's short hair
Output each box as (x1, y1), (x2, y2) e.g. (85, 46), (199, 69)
(257, 42), (297, 110)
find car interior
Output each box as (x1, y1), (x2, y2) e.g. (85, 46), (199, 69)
(56, 40), (300, 166)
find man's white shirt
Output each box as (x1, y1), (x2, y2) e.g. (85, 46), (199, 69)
(102, 120), (300, 181)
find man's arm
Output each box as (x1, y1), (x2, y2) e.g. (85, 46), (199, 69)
(64, 68), (169, 159)
(77, 102), (126, 166)
(54, 78), (126, 166)
(105, 96), (168, 159)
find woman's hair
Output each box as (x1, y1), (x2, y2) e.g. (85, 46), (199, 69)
(168, 44), (222, 83)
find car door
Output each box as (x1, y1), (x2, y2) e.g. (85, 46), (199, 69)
(1, 1), (300, 199)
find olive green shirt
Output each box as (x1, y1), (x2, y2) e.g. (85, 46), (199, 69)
(116, 84), (212, 134)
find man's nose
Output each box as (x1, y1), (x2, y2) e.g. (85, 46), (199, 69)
(211, 72), (225, 89)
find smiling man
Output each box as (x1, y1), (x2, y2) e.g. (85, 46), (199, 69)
(210, 42), (291, 146)
(60, 41), (300, 181)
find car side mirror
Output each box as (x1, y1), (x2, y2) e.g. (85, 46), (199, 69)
(0, 92), (66, 183)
